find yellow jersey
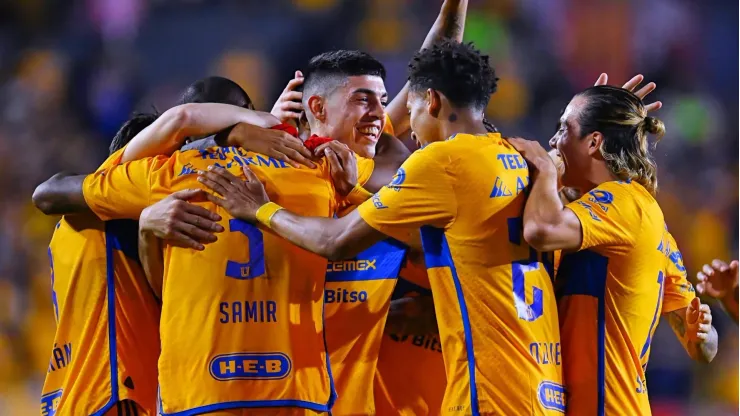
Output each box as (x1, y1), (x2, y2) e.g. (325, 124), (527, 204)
(357, 133), (563, 415)
(374, 259), (446, 416)
(82, 147), (342, 415)
(41, 149), (160, 416)
(323, 239), (406, 415)
(557, 180), (694, 416)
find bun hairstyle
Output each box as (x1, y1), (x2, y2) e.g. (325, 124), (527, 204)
(575, 86), (666, 195)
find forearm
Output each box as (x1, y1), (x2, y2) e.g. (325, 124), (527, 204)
(32, 173), (91, 216)
(522, 170), (572, 251)
(268, 209), (382, 260)
(122, 104), (279, 162)
(387, 0), (468, 133)
(721, 287), (739, 323)
(138, 230), (164, 300)
(385, 296), (438, 336)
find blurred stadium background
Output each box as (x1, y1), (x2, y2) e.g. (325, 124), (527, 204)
(0, 0), (737, 414)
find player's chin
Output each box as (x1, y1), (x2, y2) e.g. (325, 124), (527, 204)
(354, 134), (379, 157)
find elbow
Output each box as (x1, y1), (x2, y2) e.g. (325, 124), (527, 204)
(166, 104), (195, 137)
(322, 231), (355, 261)
(523, 223), (551, 252)
(32, 181), (57, 215)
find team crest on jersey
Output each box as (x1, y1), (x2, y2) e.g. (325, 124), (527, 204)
(587, 189), (613, 214)
(537, 381), (566, 413)
(387, 168), (406, 192)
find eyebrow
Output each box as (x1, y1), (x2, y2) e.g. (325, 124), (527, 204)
(352, 88), (388, 98)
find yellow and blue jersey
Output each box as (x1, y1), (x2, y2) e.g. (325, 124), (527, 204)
(374, 259), (446, 416)
(357, 132), (563, 415)
(82, 147), (344, 416)
(41, 149), (160, 416)
(323, 239), (406, 415)
(557, 180), (694, 416)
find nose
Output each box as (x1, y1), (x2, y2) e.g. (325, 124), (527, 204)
(367, 97), (385, 120)
(549, 135), (557, 149)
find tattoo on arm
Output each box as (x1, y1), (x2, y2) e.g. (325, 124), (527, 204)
(666, 310), (686, 338)
(665, 309), (718, 363)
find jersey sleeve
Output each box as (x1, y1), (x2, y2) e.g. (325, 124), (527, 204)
(356, 145), (456, 242)
(382, 113), (395, 136)
(94, 145), (128, 173)
(662, 232), (695, 313)
(82, 155), (170, 221)
(566, 181), (638, 252)
(356, 155), (375, 187)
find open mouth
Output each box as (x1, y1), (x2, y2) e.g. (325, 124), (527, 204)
(356, 126), (380, 141)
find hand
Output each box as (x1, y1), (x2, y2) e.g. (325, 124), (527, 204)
(507, 137), (557, 176)
(228, 122), (316, 169)
(314, 141), (358, 196)
(547, 149), (565, 189)
(594, 73), (662, 113)
(139, 189), (224, 250)
(197, 165), (270, 223)
(270, 71), (304, 123)
(686, 297), (713, 342)
(697, 259), (739, 299)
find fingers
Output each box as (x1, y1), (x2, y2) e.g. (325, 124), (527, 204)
(170, 188), (207, 201)
(621, 74), (644, 92)
(594, 73), (608, 86)
(179, 211), (223, 233)
(644, 101), (663, 113)
(175, 220), (219, 244)
(205, 193), (227, 208)
(325, 148), (344, 177)
(711, 259), (729, 273)
(731, 260), (739, 272)
(197, 171), (230, 196)
(281, 147), (316, 169)
(282, 78), (304, 93)
(634, 82), (656, 100)
(698, 304), (712, 324)
(686, 297), (701, 324)
(314, 141), (350, 158)
(696, 281), (706, 295)
(168, 230), (206, 251)
(242, 166), (260, 184)
(182, 200), (222, 223)
(702, 264), (715, 277)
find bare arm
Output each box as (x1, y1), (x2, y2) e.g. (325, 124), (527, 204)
(663, 301), (718, 363)
(385, 296), (438, 335)
(386, 0), (468, 136)
(138, 230), (164, 301)
(122, 103), (279, 162)
(32, 173), (91, 216)
(270, 209), (386, 261)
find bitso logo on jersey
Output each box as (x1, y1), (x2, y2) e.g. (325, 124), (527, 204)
(209, 353), (291, 380)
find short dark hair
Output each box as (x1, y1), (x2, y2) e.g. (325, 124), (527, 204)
(177, 76), (253, 109)
(302, 50), (386, 101)
(109, 110), (159, 155)
(408, 39), (498, 110)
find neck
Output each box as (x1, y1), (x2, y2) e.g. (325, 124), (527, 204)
(308, 120), (333, 139)
(579, 162), (620, 192)
(438, 108), (487, 141)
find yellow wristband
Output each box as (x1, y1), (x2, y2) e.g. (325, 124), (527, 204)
(347, 183), (373, 205)
(256, 202), (284, 229)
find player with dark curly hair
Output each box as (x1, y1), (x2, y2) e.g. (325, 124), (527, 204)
(198, 39), (565, 416)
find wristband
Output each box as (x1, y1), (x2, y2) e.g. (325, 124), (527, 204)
(347, 183), (373, 205)
(256, 202), (284, 228)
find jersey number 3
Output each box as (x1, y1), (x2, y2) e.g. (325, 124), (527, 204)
(225, 219), (266, 280)
(507, 217), (553, 322)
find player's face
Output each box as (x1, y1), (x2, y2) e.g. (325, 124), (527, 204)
(407, 89), (439, 147)
(324, 75), (387, 158)
(549, 96), (591, 190)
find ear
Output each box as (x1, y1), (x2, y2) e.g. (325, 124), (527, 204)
(306, 95), (325, 122)
(426, 89), (442, 118)
(587, 132), (604, 156)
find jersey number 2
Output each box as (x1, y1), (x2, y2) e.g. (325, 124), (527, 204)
(225, 219), (266, 280)
(507, 217), (552, 322)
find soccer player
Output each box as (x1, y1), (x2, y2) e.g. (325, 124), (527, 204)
(32, 76), (317, 415)
(199, 39), (564, 416)
(34, 81), (387, 415)
(697, 259), (739, 323)
(506, 85), (718, 415)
